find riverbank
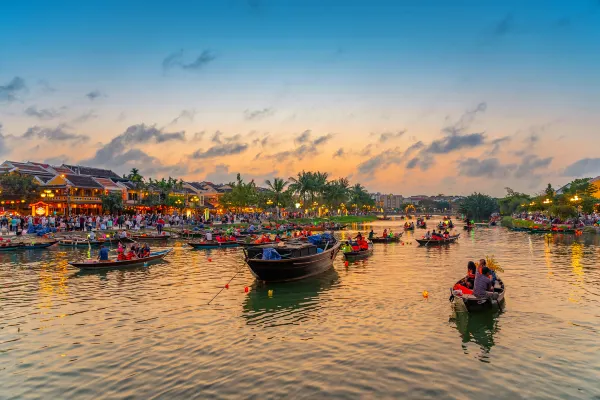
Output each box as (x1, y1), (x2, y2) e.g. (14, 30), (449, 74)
(500, 216), (600, 234)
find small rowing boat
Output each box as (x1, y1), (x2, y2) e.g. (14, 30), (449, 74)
(0, 241), (58, 251)
(343, 242), (373, 261)
(188, 241), (240, 249)
(450, 276), (505, 312)
(129, 233), (172, 241)
(371, 236), (401, 243)
(58, 238), (128, 247)
(416, 234), (460, 246)
(69, 249), (173, 270)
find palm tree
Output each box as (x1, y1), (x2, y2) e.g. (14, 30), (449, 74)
(265, 177), (289, 219)
(323, 180), (349, 213)
(289, 171), (312, 206)
(312, 171), (329, 203)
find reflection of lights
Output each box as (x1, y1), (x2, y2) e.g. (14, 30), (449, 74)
(569, 242), (584, 303)
(544, 240), (553, 277)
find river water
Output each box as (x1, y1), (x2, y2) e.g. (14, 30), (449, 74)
(1, 221), (599, 399)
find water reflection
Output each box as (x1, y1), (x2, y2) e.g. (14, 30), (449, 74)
(242, 269), (339, 326)
(451, 310), (501, 363)
(569, 242), (584, 303)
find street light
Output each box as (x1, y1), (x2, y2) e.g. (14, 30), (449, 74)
(570, 195), (580, 202)
(543, 199), (552, 205)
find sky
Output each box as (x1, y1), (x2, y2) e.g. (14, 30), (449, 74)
(1, 0), (600, 196)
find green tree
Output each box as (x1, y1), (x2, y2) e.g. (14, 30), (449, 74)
(288, 171), (312, 206)
(349, 183), (374, 213)
(436, 200), (451, 212)
(323, 179), (349, 212)
(458, 193), (498, 221)
(220, 173), (257, 212)
(0, 173), (39, 210)
(265, 177), (289, 218)
(100, 191), (124, 214)
(498, 187), (531, 215)
(544, 183), (555, 198)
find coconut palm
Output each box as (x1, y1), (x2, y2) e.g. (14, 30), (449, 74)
(289, 171), (312, 206)
(265, 177), (289, 218)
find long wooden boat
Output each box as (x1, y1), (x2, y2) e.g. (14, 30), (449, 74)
(371, 236), (401, 243)
(129, 233), (172, 241)
(0, 241), (58, 251)
(417, 223), (427, 229)
(69, 249), (172, 270)
(377, 216), (391, 221)
(58, 238), (129, 247)
(403, 226), (415, 231)
(509, 227), (529, 232)
(187, 241), (240, 249)
(416, 234), (460, 246)
(450, 275), (505, 312)
(343, 242), (373, 261)
(243, 238), (341, 282)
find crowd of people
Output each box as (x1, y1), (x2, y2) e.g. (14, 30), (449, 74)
(514, 211), (600, 227)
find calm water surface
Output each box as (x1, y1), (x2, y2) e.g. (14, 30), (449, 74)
(1, 221), (599, 399)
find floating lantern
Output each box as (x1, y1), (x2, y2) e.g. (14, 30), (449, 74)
(268, 290), (273, 297)
(225, 284), (229, 289)
(208, 258), (212, 262)
(244, 286), (249, 293)
(344, 261), (349, 267)
(422, 290), (428, 298)
(143, 262), (148, 267)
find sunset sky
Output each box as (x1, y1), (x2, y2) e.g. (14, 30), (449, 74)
(1, 0), (600, 196)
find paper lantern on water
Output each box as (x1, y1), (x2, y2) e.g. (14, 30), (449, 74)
(422, 290), (428, 298)
(244, 286), (249, 293)
(225, 284), (229, 289)
(268, 290), (273, 297)
(344, 261), (349, 267)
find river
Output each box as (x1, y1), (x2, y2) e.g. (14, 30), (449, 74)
(1, 221), (599, 399)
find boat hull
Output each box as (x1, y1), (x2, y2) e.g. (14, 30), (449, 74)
(0, 241), (57, 251)
(188, 241), (240, 249)
(245, 242), (341, 282)
(69, 249), (172, 270)
(416, 235), (460, 246)
(343, 245), (373, 261)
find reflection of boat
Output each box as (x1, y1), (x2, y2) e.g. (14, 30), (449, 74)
(416, 234), (460, 246)
(343, 242), (373, 261)
(242, 268), (339, 316)
(69, 249), (172, 270)
(451, 309), (500, 358)
(371, 235), (401, 243)
(0, 241), (58, 251)
(244, 238), (340, 282)
(188, 241), (240, 249)
(450, 276), (505, 312)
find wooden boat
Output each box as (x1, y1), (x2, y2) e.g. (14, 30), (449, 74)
(370, 235), (401, 243)
(0, 241), (57, 251)
(450, 276), (505, 312)
(343, 242), (373, 261)
(243, 238), (340, 282)
(509, 227), (529, 232)
(463, 225), (475, 230)
(58, 238), (128, 247)
(187, 241), (240, 249)
(417, 222), (427, 229)
(69, 249), (173, 270)
(416, 234), (460, 246)
(129, 233), (172, 241)
(404, 226), (415, 231)
(377, 216), (391, 221)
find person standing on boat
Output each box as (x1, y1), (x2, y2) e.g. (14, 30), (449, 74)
(368, 229), (374, 240)
(156, 217), (165, 235)
(98, 245), (109, 261)
(89, 230), (96, 241)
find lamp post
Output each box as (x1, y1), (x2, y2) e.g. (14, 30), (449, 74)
(570, 195), (582, 215)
